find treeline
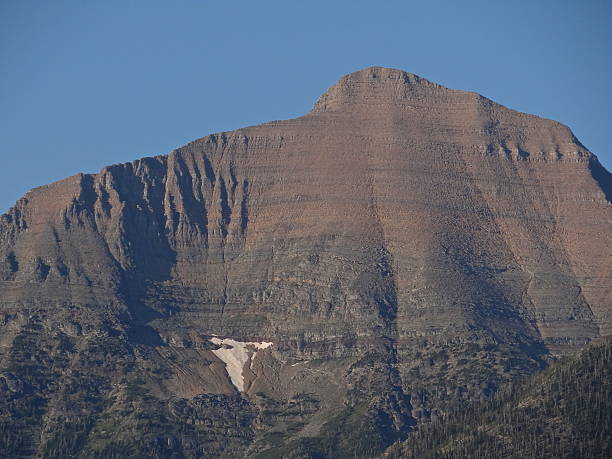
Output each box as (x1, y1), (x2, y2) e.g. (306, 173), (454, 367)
(386, 337), (612, 458)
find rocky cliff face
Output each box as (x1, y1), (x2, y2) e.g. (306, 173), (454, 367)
(1, 67), (610, 457)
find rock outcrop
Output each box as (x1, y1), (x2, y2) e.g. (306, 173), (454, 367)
(0, 67), (610, 457)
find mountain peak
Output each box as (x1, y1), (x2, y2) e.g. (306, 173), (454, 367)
(311, 66), (447, 112)
(0, 66), (610, 458)
(339, 66), (437, 85)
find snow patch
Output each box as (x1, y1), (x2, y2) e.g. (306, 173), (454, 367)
(209, 337), (273, 391)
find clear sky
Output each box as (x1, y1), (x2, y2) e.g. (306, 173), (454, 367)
(1, 0), (611, 214)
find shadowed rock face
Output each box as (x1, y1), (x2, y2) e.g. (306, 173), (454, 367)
(0, 67), (610, 457)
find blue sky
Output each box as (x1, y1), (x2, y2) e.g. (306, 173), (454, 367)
(1, 0), (611, 213)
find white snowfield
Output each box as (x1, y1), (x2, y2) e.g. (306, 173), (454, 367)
(209, 337), (273, 392)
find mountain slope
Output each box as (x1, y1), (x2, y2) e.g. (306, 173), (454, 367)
(386, 336), (612, 458)
(0, 67), (610, 457)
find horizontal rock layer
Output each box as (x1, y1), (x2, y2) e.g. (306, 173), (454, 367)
(0, 67), (610, 457)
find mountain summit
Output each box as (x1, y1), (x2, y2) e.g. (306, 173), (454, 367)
(311, 66), (446, 111)
(1, 67), (610, 457)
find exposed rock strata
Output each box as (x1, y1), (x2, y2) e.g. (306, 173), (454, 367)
(0, 67), (610, 457)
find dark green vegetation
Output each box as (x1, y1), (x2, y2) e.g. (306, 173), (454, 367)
(0, 313), (410, 458)
(0, 316), (255, 458)
(1, 317), (609, 458)
(387, 337), (612, 459)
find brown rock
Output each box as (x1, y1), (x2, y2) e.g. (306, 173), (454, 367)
(0, 67), (610, 457)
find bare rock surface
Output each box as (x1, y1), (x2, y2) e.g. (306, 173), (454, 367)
(0, 67), (610, 457)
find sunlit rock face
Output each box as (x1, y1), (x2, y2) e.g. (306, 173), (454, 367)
(0, 67), (610, 457)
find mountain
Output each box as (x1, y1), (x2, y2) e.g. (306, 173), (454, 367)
(385, 336), (612, 458)
(0, 66), (610, 457)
